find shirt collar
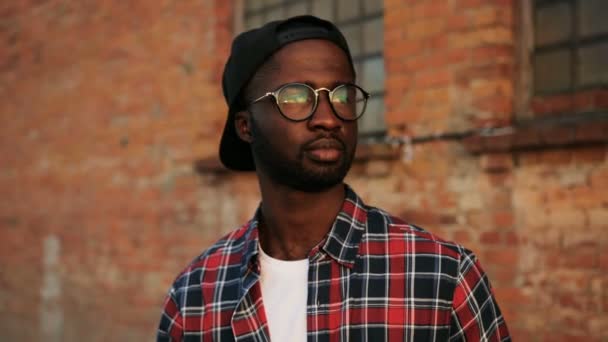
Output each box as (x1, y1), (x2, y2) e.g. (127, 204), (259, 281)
(242, 184), (367, 271)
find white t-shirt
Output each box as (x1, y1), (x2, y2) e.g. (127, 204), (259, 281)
(258, 245), (309, 342)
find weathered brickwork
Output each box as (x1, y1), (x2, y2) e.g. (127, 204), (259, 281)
(1, 1), (238, 340)
(1, 1), (606, 341)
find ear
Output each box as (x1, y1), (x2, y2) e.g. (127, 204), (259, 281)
(234, 110), (253, 143)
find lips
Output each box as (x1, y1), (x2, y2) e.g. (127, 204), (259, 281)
(305, 138), (345, 151)
(303, 138), (345, 162)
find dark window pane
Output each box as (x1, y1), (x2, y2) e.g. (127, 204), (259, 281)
(359, 96), (385, 133)
(337, 0), (360, 21)
(363, 0), (383, 14)
(312, 0), (333, 21)
(265, 0), (283, 6)
(266, 6), (284, 21)
(245, 14), (264, 30)
(578, 42), (608, 86)
(354, 62), (362, 83)
(534, 50), (572, 93)
(340, 24), (362, 56)
(286, 2), (308, 17)
(361, 57), (385, 93)
(246, 0), (265, 11)
(363, 17), (383, 54)
(579, 0), (608, 36)
(535, 2), (572, 45)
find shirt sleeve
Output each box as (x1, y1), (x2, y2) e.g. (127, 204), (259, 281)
(157, 288), (184, 342)
(449, 250), (511, 342)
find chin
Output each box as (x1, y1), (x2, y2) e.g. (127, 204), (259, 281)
(288, 164), (350, 192)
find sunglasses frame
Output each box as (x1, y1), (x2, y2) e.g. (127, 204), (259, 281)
(250, 82), (370, 122)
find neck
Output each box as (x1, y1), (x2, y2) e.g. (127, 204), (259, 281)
(257, 177), (346, 261)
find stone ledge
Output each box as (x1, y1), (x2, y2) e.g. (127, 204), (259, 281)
(193, 114), (608, 173)
(354, 143), (400, 162)
(193, 156), (230, 174)
(463, 116), (608, 154)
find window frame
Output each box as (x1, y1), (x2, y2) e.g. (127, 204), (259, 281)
(236, 0), (386, 136)
(532, 0), (608, 96)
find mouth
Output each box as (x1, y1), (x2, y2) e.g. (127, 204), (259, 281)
(303, 138), (345, 163)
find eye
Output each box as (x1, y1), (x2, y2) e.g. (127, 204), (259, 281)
(331, 85), (354, 104)
(278, 85), (312, 104)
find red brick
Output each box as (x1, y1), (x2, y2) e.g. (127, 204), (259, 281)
(493, 211), (514, 227)
(385, 74), (412, 92)
(569, 186), (607, 209)
(594, 89), (608, 107)
(474, 96), (513, 115)
(517, 151), (541, 166)
(472, 78), (513, 99)
(449, 27), (513, 48)
(414, 69), (452, 88)
(599, 250), (608, 272)
(589, 167), (608, 188)
(483, 247), (518, 266)
(393, 40), (424, 57)
(491, 266), (518, 284)
(406, 18), (445, 40)
(471, 7), (512, 27)
(471, 46), (514, 63)
(411, 2), (450, 18)
(572, 146), (606, 163)
(447, 15), (471, 31)
(487, 171), (514, 187)
(480, 230), (501, 244)
(574, 122), (608, 143)
(453, 230), (472, 244)
(427, 34), (448, 50)
(400, 210), (443, 226)
(459, 0), (488, 8)
(504, 232), (519, 245)
(495, 287), (529, 306)
(480, 153), (513, 172)
(538, 150), (573, 165)
(561, 250), (600, 270)
(477, 134), (512, 153)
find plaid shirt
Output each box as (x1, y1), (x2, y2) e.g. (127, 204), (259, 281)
(158, 185), (510, 341)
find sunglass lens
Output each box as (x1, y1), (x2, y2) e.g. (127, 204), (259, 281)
(277, 84), (314, 120)
(331, 85), (367, 120)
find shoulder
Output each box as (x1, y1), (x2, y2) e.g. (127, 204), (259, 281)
(364, 206), (474, 262)
(361, 207), (511, 340)
(169, 222), (254, 296)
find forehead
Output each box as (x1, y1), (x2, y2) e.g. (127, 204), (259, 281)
(269, 39), (354, 85)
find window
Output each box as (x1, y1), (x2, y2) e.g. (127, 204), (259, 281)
(242, 0), (386, 134)
(533, 0), (608, 95)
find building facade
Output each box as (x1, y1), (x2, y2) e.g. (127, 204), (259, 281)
(1, 0), (607, 340)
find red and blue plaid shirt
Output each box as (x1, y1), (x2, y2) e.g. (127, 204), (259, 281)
(158, 185), (510, 341)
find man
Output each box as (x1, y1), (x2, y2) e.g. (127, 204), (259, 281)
(158, 15), (510, 342)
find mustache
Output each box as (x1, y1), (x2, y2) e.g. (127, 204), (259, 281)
(302, 133), (346, 151)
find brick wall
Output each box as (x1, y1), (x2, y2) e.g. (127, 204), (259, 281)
(0, 1), (244, 340)
(381, 1), (607, 340)
(1, 1), (606, 341)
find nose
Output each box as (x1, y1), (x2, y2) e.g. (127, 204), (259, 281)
(308, 90), (342, 131)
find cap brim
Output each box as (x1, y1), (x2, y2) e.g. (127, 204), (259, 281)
(219, 108), (256, 171)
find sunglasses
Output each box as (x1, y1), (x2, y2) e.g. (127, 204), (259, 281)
(250, 83), (370, 122)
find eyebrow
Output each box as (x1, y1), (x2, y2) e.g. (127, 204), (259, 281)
(298, 80), (355, 89)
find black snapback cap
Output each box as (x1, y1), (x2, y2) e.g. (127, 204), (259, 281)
(219, 15), (354, 171)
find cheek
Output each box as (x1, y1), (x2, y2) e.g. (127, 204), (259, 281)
(344, 123), (358, 146)
(253, 115), (305, 151)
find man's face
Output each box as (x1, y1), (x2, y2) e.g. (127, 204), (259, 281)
(247, 39), (358, 192)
